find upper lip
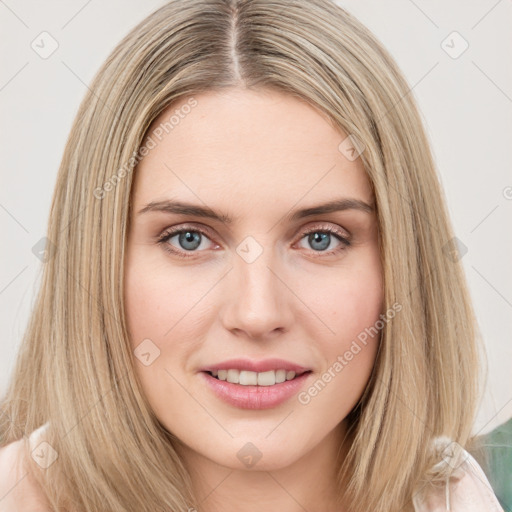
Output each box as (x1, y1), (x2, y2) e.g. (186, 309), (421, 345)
(200, 358), (311, 374)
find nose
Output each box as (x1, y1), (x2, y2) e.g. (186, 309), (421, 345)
(220, 248), (294, 340)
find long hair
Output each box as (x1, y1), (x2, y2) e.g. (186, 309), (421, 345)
(0, 1), (484, 510)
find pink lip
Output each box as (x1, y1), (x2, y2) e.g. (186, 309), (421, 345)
(200, 358), (310, 374)
(199, 371), (313, 410)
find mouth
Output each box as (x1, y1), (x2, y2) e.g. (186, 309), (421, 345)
(203, 368), (312, 386)
(199, 369), (313, 410)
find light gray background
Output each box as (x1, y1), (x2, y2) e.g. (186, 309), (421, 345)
(1, 0), (511, 435)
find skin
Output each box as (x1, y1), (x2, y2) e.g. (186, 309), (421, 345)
(0, 437), (51, 510)
(124, 88), (383, 512)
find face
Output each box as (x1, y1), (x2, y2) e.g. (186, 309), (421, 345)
(124, 88), (383, 473)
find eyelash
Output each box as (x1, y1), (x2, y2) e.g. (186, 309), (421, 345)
(156, 223), (351, 259)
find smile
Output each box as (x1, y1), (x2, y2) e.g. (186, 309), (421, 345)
(200, 370), (313, 410)
(208, 368), (306, 386)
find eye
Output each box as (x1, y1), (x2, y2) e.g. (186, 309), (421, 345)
(156, 223), (351, 259)
(156, 225), (218, 258)
(296, 224), (351, 256)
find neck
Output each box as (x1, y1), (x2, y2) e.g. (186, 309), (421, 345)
(176, 421), (350, 512)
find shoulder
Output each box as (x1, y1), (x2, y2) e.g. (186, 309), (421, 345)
(0, 435), (51, 512)
(413, 439), (505, 512)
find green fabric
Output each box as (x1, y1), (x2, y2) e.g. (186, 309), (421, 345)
(476, 418), (512, 512)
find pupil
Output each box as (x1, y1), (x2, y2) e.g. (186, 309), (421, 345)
(179, 231), (201, 250)
(310, 232), (330, 251)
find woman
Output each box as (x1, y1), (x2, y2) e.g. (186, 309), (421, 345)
(0, 0), (504, 511)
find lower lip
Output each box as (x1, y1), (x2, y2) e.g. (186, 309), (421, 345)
(200, 371), (312, 410)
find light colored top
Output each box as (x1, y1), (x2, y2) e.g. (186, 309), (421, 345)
(0, 423), (52, 511)
(412, 437), (505, 511)
(0, 424), (506, 511)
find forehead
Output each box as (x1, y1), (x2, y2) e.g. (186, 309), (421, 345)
(132, 88), (372, 213)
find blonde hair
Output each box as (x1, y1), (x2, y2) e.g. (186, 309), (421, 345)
(0, 0), (484, 510)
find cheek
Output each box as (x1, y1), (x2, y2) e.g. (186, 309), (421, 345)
(124, 252), (200, 346)
(301, 253), (383, 345)
(296, 273), (383, 415)
(123, 259), (191, 418)
(331, 291), (381, 376)
(123, 252), (210, 398)
(332, 276), (383, 341)
(124, 268), (166, 346)
(303, 252), (383, 383)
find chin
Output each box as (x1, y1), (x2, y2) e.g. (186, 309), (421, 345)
(215, 436), (310, 471)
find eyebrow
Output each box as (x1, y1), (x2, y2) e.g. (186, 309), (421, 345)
(137, 197), (375, 223)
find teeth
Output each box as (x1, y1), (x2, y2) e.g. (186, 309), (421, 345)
(212, 369), (300, 386)
(275, 369), (286, 383)
(239, 370), (258, 385)
(257, 370), (275, 386)
(227, 369), (239, 384)
(286, 370), (296, 381)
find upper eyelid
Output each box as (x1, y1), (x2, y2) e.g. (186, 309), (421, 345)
(160, 221), (350, 245)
